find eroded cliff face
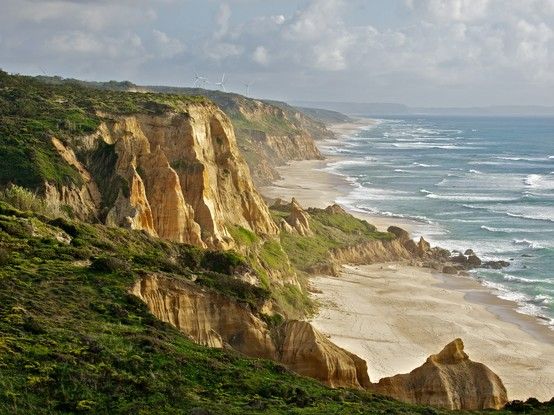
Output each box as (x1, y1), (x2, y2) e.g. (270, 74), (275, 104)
(50, 103), (278, 249)
(131, 274), (370, 389)
(371, 338), (508, 410)
(231, 100), (325, 185)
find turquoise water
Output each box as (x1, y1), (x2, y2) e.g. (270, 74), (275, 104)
(321, 116), (554, 328)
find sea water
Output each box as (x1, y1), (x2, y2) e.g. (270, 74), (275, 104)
(321, 116), (554, 329)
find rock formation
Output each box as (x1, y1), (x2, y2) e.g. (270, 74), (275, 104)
(371, 338), (508, 410)
(277, 320), (371, 389)
(131, 274), (370, 389)
(286, 198), (312, 236)
(52, 103), (279, 248)
(324, 203), (347, 215)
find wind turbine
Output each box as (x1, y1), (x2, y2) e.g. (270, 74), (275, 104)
(242, 81), (254, 97)
(215, 73), (226, 92)
(193, 72), (207, 87)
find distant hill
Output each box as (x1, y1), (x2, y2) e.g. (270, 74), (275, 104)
(294, 106), (352, 125)
(293, 100), (554, 117)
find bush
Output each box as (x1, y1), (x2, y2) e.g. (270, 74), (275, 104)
(0, 185), (66, 218)
(0, 247), (10, 265)
(200, 250), (246, 274)
(90, 256), (130, 274)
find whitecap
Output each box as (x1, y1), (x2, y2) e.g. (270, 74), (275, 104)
(426, 193), (517, 202)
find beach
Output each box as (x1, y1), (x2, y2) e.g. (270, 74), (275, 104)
(259, 119), (554, 402)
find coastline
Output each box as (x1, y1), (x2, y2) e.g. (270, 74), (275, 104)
(258, 118), (554, 402)
(309, 264), (554, 401)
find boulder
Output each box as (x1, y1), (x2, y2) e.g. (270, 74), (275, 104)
(464, 249), (475, 256)
(467, 255), (482, 268)
(387, 226), (410, 241)
(371, 338), (508, 410)
(417, 237), (431, 257)
(442, 265), (459, 274)
(482, 260), (510, 269)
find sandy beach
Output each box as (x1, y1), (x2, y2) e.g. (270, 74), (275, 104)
(260, 159), (426, 234)
(259, 119), (554, 402)
(309, 264), (554, 401)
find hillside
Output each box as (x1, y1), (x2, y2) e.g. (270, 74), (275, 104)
(1, 71), (550, 413)
(35, 76), (333, 185)
(1, 202), (552, 414)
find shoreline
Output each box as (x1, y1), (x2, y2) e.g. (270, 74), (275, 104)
(258, 118), (554, 401)
(309, 264), (554, 401)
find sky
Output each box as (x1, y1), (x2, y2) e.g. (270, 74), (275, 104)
(1, 0), (554, 106)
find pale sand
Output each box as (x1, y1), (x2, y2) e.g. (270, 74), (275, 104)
(259, 121), (554, 401)
(260, 159), (426, 234)
(309, 264), (554, 401)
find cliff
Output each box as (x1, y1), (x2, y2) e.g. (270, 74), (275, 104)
(131, 273), (370, 389)
(147, 88), (330, 185)
(87, 106), (279, 249)
(0, 73), (278, 249)
(34, 76), (334, 185)
(372, 339), (509, 410)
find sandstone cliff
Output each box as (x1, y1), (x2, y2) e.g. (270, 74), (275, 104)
(133, 87), (329, 185)
(371, 338), (508, 410)
(131, 274), (370, 389)
(50, 103), (278, 249)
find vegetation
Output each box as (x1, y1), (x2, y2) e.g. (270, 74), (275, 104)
(1, 202), (550, 414)
(0, 70), (205, 189)
(273, 207), (394, 272)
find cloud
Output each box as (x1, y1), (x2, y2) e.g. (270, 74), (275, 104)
(252, 46), (269, 65)
(1, 0), (554, 104)
(152, 29), (186, 58)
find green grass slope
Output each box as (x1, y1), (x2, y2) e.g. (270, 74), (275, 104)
(2, 202), (552, 414)
(0, 70), (205, 190)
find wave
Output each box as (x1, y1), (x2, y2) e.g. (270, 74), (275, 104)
(512, 239), (545, 250)
(412, 162), (438, 167)
(394, 169), (410, 173)
(468, 169), (482, 174)
(419, 189), (432, 194)
(465, 204), (554, 223)
(480, 225), (547, 234)
(495, 156), (549, 162)
(524, 174), (554, 190)
(502, 274), (551, 285)
(426, 193), (517, 202)
(480, 280), (554, 328)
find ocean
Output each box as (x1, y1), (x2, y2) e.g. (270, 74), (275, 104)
(320, 116), (554, 329)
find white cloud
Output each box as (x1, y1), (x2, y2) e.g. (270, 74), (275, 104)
(252, 46), (269, 65)
(152, 29), (185, 58)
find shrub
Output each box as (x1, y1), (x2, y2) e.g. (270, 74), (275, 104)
(0, 185), (66, 218)
(0, 247), (10, 265)
(200, 250), (246, 274)
(90, 256), (130, 274)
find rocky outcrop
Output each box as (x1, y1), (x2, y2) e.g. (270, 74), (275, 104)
(328, 239), (412, 266)
(131, 274), (370, 389)
(286, 198), (312, 236)
(371, 338), (508, 410)
(131, 274), (276, 357)
(324, 203), (347, 215)
(52, 103), (278, 249)
(277, 321), (371, 389)
(45, 138), (101, 220)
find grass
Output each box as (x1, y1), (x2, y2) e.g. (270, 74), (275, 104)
(0, 203), (443, 413)
(0, 70), (205, 190)
(275, 207), (394, 272)
(0, 208), (551, 414)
